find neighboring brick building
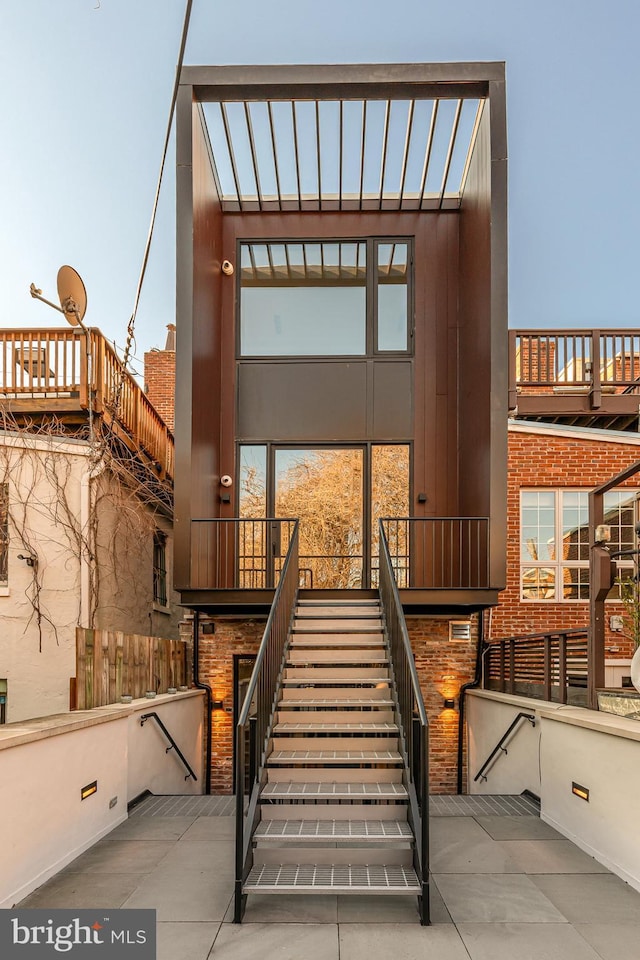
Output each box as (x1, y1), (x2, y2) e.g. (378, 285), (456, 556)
(144, 324), (176, 432)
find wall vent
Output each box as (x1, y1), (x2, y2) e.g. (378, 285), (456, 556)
(449, 621), (472, 642)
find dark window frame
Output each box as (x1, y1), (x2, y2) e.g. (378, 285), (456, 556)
(153, 530), (168, 607)
(236, 236), (413, 360)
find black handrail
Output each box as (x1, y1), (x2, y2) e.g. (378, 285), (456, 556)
(139, 712), (198, 782)
(234, 521), (299, 923)
(473, 712), (536, 783)
(378, 521), (430, 926)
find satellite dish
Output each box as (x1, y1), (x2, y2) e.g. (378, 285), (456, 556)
(57, 265), (87, 326)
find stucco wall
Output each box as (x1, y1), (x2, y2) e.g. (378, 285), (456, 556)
(467, 689), (640, 893)
(0, 691), (204, 908)
(0, 432), (180, 723)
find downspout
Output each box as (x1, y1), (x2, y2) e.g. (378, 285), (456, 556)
(456, 609), (486, 794)
(192, 609), (212, 795)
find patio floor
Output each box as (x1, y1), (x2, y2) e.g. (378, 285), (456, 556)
(19, 795), (640, 960)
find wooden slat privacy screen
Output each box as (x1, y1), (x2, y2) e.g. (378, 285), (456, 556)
(76, 628), (189, 708)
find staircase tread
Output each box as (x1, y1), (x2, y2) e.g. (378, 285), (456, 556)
(268, 749), (402, 763)
(261, 781), (408, 798)
(278, 699), (394, 707)
(244, 863), (420, 892)
(282, 677), (390, 685)
(274, 721), (398, 733)
(254, 819), (413, 840)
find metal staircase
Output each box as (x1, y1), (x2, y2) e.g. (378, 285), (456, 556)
(235, 533), (430, 924)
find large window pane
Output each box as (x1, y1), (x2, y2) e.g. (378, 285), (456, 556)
(521, 566), (556, 600)
(240, 242), (366, 356)
(377, 242), (408, 351)
(561, 491), (588, 562)
(520, 491), (555, 562)
(371, 445), (410, 586)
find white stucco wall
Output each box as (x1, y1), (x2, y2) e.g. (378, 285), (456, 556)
(0, 432), (181, 723)
(467, 689), (640, 892)
(0, 691), (204, 908)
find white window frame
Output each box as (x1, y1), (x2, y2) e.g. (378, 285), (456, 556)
(519, 488), (638, 602)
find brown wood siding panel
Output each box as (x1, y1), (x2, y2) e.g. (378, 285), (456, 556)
(458, 97), (508, 590)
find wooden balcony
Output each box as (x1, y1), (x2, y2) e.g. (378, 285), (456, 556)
(0, 328), (174, 482)
(510, 329), (640, 430)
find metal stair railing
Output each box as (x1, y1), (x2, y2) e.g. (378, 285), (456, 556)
(139, 712), (198, 782)
(473, 712), (536, 783)
(234, 521), (299, 923)
(378, 521), (430, 925)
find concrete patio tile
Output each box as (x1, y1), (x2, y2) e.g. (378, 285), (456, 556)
(430, 837), (520, 874)
(497, 840), (609, 874)
(457, 922), (602, 960)
(474, 816), (564, 841)
(19, 872), (141, 909)
(432, 874), (567, 923)
(180, 817), (236, 841)
(337, 887), (451, 923)
(161, 839), (234, 873)
(224, 893), (338, 923)
(574, 923), (640, 960)
(430, 817), (492, 845)
(104, 816), (197, 842)
(338, 922), (469, 960)
(63, 840), (174, 874)
(531, 874), (640, 924)
(157, 921), (220, 960)
(122, 869), (233, 921)
(209, 922), (339, 960)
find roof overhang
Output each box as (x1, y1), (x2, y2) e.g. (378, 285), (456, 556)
(179, 62), (505, 214)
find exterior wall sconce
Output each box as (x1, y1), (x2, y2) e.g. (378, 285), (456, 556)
(212, 699), (225, 711)
(81, 780), (98, 801)
(17, 553), (37, 567)
(440, 674), (460, 710)
(594, 524), (611, 545)
(221, 260), (234, 276)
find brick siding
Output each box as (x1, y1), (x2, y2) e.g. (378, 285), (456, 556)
(144, 349), (176, 432)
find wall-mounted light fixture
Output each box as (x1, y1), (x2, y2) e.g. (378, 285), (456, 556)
(17, 553), (37, 567)
(572, 781), (589, 802)
(212, 699), (225, 711)
(440, 674), (460, 710)
(221, 260), (234, 276)
(81, 780), (98, 801)
(594, 524), (611, 545)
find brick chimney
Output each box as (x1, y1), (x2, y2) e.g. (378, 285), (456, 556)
(144, 324), (176, 432)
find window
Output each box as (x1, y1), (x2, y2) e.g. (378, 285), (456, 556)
(239, 239), (411, 358)
(0, 484), (7, 586)
(520, 489), (638, 600)
(0, 679), (6, 724)
(153, 531), (168, 607)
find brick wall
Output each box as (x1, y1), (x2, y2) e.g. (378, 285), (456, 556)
(188, 614), (477, 795)
(144, 348), (176, 432)
(493, 426), (640, 657)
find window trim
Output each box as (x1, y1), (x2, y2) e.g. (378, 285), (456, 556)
(153, 530), (168, 608)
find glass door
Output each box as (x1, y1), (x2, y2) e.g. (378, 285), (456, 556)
(273, 447), (365, 589)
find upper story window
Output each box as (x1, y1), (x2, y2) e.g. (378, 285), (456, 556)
(239, 239), (411, 358)
(520, 488), (637, 601)
(153, 531), (168, 607)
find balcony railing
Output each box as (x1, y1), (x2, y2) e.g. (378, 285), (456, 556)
(0, 328), (174, 480)
(483, 628), (589, 704)
(189, 517), (490, 593)
(380, 517), (490, 589)
(510, 328), (640, 410)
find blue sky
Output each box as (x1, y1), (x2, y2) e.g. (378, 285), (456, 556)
(0, 0), (638, 373)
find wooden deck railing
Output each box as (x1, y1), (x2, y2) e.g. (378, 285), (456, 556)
(0, 328), (174, 480)
(483, 628), (589, 704)
(510, 328), (640, 410)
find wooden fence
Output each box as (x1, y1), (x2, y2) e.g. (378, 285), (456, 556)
(76, 628), (189, 709)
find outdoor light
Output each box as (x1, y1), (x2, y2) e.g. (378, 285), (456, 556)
(221, 260), (234, 276)
(440, 674), (460, 710)
(594, 524), (611, 545)
(17, 553), (37, 567)
(572, 781), (590, 802)
(212, 699), (225, 711)
(81, 780), (98, 801)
